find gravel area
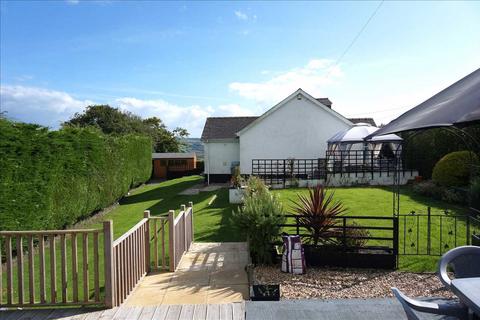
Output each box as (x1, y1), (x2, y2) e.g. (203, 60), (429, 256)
(254, 265), (455, 299)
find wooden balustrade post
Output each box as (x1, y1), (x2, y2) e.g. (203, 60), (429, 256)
(143, 210), (151, 273)
(168, 210), (175, 272)
(181, 205), (187, 252)
(188, 202), (194, 241)
(103, 220), (115, 308)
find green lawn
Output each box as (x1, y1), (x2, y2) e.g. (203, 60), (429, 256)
(80, 175), (243, 242)
(1, 176), (243, 306)
(66, 178), (470, 274)
(271, 186), (470, 272)
(1, 176), (472, 305)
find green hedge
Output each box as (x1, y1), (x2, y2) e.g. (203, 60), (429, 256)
(432, 151), (479, 187)
(0, 119), (152, 231)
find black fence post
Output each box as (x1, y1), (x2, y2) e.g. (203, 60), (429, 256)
(427, 207), (431, 255)
(371, 150), (374, 180)
(393, 216), (399, 268)
(295, 216), (300, 236)
(283, 160), (286, 189)
(466, 216), (471, 246)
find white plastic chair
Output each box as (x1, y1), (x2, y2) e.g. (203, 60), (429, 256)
(438, 245), (480, 290)
(391, 287), (468, 320)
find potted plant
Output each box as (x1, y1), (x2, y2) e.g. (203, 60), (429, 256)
(250, 284), (280, 301)
(232, 177), (286, 264)
(229, 166), (245, 204)
(291, 184), (346, 262)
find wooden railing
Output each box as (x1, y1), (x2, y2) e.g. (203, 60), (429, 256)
(169, 202), (194, 271)
(0, 202), (194, 308)
(0, 228), (106, 308)
(111, 218), (149, 306)
(148, 215), (168, 271)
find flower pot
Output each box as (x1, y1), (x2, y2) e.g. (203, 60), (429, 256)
(250, 284), (280, 301)
(229, 188), (245, 204)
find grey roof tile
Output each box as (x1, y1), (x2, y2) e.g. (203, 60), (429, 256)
(201, 117), (258, 140)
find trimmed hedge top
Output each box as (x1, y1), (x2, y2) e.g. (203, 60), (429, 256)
(432, 151), (479, 187)
(0, 119), (152, 231)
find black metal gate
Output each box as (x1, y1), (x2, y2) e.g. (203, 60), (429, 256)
(398, 209), (480, 256)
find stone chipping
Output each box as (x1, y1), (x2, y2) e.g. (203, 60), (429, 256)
(254, 265), (455, 300)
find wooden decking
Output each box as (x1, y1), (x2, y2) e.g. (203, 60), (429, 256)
(0, 302), (245, 320)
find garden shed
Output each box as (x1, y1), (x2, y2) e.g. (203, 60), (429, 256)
(152, 152), (197, 179)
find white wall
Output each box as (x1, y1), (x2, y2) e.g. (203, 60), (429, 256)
(268, 171), (419, 188)
(204, 140), (240, 174)
(326, 171), (419, 187)
(239, 96), (351, 174)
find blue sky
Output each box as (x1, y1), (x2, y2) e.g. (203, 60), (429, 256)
(1, 1), (479, 136)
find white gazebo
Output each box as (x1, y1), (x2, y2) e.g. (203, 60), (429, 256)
(327, 123), (403, 171)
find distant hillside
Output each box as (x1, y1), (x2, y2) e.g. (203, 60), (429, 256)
(184, 138), (204, 160)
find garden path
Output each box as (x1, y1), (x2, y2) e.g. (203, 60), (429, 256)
(125, 242), (250, 306)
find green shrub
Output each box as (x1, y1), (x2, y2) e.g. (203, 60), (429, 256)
(245, 176), (269, 197)
(441, 188), (466, 205)
(0, 119), (152, 231)
(412, 180), (443, 199)
(344, 222), (370, 249)
(232, 178), (285, 264)
(432, 151), (479, 187)
(230, 166), (244, 188)
(291, 184), (347, 246)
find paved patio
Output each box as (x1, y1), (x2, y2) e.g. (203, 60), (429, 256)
(246, 298), (456, 320)
(125, 242), (250, 306)
(177, 183), (228, 195)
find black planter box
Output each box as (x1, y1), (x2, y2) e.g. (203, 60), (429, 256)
(304, 245), (396, 269)
(250, 284), (280, 301)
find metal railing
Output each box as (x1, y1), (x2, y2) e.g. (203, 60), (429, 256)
(279, 214), (398, 254)
(398, 208), (480, 256)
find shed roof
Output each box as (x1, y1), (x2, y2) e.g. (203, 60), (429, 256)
(152, 152), (196, 159)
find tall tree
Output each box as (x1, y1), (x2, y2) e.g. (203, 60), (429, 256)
(63, 105), (189, 152)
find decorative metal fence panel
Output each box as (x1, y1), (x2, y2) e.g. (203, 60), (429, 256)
(398, 210), (480, 256)
(325, 150), (406, 177)
(252, 159), (327, 187)
(280, 214), (398, 253)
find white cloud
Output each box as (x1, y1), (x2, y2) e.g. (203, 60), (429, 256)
(66, 0), (79, 4)
(0, 85), (93, 128)
(229, 59), (343, 104)
(115, 97), (215, 136)
(0, 85), (258, 137)
(234, 10), (248, 20)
